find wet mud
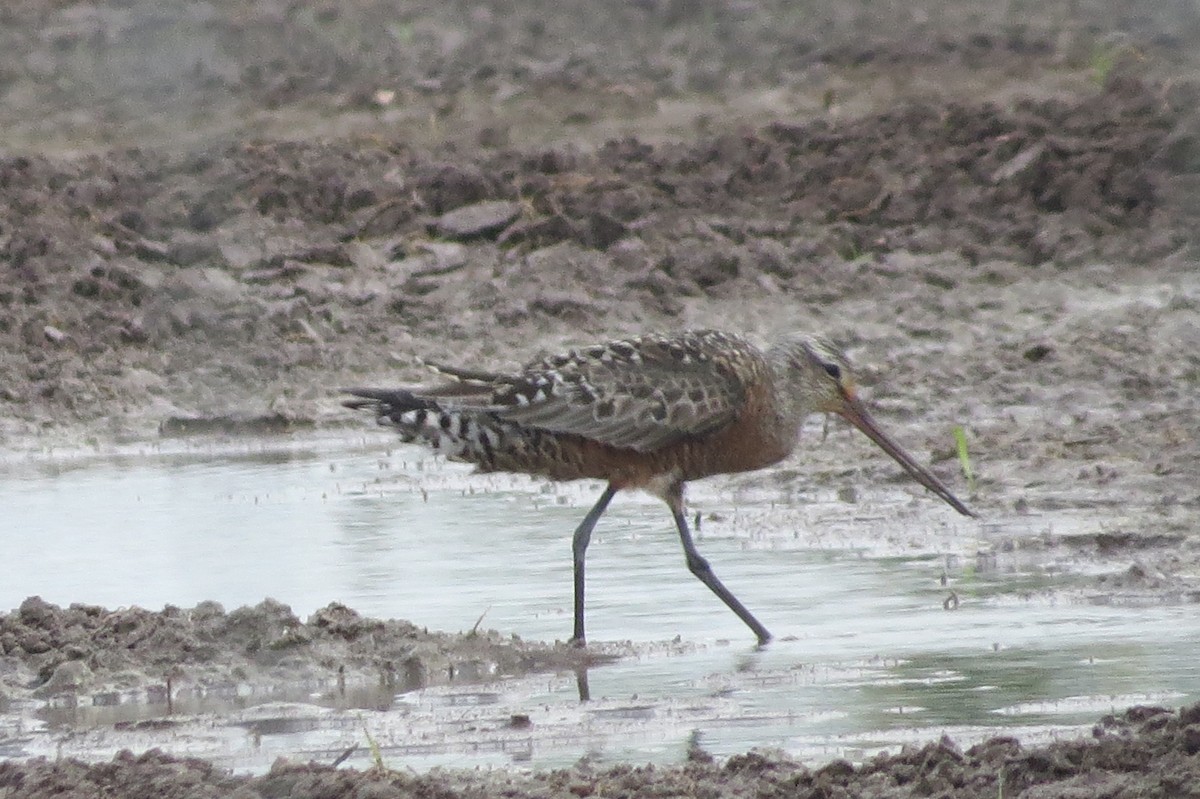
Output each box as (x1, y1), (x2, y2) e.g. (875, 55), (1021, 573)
(3, 703), (1200, 798)
(3, 0), (1200, 793)
(0, 597), (604, 706)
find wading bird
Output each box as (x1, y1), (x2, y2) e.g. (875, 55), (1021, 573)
(345, 330), (977, 645)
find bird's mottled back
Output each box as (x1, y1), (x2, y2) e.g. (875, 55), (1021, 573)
(493, 330), (766, 451)
(345, 330), (783, 482)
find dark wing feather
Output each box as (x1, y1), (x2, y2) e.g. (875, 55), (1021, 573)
(491, 330), (761, 452)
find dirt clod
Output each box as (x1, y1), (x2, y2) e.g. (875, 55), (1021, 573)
(0, 598), (601, 705)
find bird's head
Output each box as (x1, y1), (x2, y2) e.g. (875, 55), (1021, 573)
(770, 333), (977, 518)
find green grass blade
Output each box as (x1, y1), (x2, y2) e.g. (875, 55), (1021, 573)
(953, 425), (976, 492)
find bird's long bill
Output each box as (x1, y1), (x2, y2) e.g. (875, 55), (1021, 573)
(837, 394), (978, 518)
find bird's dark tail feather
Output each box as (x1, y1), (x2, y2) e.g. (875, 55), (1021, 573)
(342, 387), (436, 413)
(342, 387), (502, 467)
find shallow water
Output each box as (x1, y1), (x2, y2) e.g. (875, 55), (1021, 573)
(2, 433), (1197, 771)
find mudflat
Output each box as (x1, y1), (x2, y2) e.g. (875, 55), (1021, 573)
(2, 0), (1199, 795)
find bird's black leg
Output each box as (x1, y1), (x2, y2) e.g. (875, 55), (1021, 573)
(574, 666), (591, 702)
(666, 482), (772, 645)
(570, 483), (618, 646)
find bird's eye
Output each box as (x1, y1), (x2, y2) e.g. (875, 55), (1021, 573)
(822, 362), (841, 380)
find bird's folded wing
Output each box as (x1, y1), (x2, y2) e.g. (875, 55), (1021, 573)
(491, 331), (755, 452)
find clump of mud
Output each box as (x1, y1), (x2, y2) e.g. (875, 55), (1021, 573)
(1, 702), (1198, 798)
(0, 76), (1192, 444)
(0, 597), (603, 704)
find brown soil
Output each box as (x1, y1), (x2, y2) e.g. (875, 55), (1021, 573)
(3, 0), (1200, 793)
(3, 703), (1199, 798)
(0, 597), (605, 705)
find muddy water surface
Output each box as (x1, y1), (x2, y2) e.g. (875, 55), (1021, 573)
(2, 435), (1197, 772)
